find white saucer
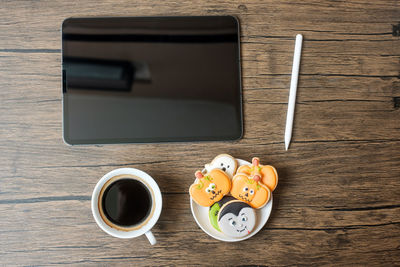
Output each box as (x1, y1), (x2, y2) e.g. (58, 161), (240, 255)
(190, 159), (273, 242)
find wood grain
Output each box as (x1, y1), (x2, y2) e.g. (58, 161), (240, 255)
(0, 0), (399, 266)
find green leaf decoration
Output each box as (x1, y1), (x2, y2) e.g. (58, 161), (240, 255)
(256, 184), (261, 190)
(204, 176), (212, 182)
(246, 178), (255, 184)
(196, 179), (204, 189)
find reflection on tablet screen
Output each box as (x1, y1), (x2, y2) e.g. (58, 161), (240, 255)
(62, 16), (242, 144)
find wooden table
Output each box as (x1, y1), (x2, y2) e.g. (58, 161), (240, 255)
(1, 1), (399, 265)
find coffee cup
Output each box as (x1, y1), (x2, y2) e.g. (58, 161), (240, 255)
(91, 168), (162, 245)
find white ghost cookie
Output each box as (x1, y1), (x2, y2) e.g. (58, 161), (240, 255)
(217, 200), (256, 238)
(204, 154), (238, 178)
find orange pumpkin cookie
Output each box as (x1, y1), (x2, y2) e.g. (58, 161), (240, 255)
(237, 157), (278, 191)
(230, 174), (270, 209)
(189, 169), (231, 207)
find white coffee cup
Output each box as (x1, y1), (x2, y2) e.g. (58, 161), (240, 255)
(91, 168), (162, 245)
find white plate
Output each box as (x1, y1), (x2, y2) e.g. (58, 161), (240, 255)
(190, 159), (273, 242)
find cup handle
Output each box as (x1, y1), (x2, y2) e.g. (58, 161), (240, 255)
(145, 230), (156, 245)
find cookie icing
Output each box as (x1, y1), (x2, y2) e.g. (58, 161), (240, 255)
(204, 154), (238, 178)
(217, 200), (256, 238)
(189, 169), (231, 207)
(209, 196), (236, 232)
(230, 173), (270, 209)
(237, 157), (278, 191)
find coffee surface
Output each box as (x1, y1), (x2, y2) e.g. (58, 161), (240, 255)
(102, 178), (152, 227)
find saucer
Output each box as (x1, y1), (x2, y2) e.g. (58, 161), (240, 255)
(190, 159), (273, 242)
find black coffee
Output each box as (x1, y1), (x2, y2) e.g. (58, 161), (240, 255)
(102, 178), (152, 227)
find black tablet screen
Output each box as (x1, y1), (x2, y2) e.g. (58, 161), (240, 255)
(62, 16), (242, 144)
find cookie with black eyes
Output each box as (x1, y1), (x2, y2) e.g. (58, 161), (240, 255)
(204, 154), (238, 178)
(217, 200), (256, 238)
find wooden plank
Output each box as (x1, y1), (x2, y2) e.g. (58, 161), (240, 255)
(0, 0), (399, 49)
(0, 195), (399, 266)
(0, 141), (399, 207)
(0, 53), (399, 144)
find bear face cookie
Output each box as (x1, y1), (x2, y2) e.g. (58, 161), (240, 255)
(217, 200), (256, 238)
(209, 196), (236, 232)
(230, 174), (270, 209)
(204, 154), (238, 178)
(237, 157), (278, 191)
(189, 169), (231, 207)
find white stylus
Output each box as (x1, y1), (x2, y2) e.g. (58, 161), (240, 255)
(285, 34), (303, 151)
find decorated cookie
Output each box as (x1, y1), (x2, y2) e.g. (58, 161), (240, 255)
(217, 200), (256, 238)
(230, 173), (270, 209)
(204, 154), (238, 178)
(189, 169), (231, 207)
(209, 196), (236, 231)
(237, 157), (278, 191)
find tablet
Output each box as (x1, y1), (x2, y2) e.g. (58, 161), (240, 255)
(62, 16), (242, 144)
